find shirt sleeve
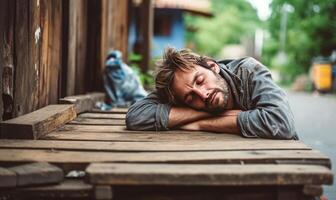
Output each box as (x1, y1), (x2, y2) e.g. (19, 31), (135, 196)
(125, 91), (171, 131)
(237, 58), (298, 140)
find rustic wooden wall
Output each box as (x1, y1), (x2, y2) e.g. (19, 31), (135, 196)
(0, 0), (130, 121)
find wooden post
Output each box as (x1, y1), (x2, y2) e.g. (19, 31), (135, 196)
(0, 0), (15, 121)
(75, 0), (88, 95)
(14, 0), (39, 116)
(106, 0), (129, 59)
(138, 0), (153, 72)
(66, 0), (77, 96)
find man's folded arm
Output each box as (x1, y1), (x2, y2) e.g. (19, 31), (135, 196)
(179, 110), (241, 134)
(126, 92), (211, 131)
(237, 59), (297, 139)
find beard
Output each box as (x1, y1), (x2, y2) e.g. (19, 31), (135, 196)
(204, 73), (230, 113)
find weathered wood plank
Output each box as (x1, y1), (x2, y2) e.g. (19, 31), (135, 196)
(0, 0), (15, 121)
(44, 130), (244, 142)
(0, 167), (16, 187)
(107, 185), (300, 200)
(302, 185), (323, 197)
(58, 124), (222, 135)
(68, 118), (125, 125)
(107, 0), (129, 58)
(1, 104), (76, 139)
(74, 0), (88, 95)
(48, 0), (62, 104)
(66, 0), (77, 96)
(78, 113), (126, 119)
(59, 92), (105, 113)
(16, 179), (92, 199)
(30, 0), (41, 109)
(58, 124), (132, 133)
(86, 163), (333, 186)
(0, 139), (310, 152)
(13, 0), (37, 116)
(9, 162), (63, 186)
(0, 149), (330, 167)
(91, 107), (129, 114)
(94, 185), (113, 200)
(39, 0), (50, 107)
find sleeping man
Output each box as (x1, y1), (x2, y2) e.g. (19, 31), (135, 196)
(126, 47), (298, 140)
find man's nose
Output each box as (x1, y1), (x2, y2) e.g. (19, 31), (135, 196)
(193, 88), (210, 101)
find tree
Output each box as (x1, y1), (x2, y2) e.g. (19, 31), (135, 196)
(263, 0), (336, 83)
(184, 0), (260, 57)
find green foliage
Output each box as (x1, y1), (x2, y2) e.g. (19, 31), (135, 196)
(128, 53), (155, 90)
(184, 0), (261, 57)
(262, 0), (336, 83)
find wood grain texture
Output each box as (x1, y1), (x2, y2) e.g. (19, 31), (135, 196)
(16, 179), (92, 199)
(48, 0), (62, 104)
(59, 92), (105, 113)
(94, 185), (113, 200)
(302, 185), (323, 196)
(78, 113), (126, 119)
(74, 0), (87, 95)
(9, 162), (63, 186)
(86, 163), (333, 186)
(91, 108), (129, 114)
(1, 104), (76, 139)
(0, 149), (330, 167)
(66, 0), (77, 96)
(13, 0), (36, 116)
(45, 128), (249, 142)
(0, 0), (15, 121)
(0, 139), (310, 152)
(105, 185), (302, 200)
(68, 118), (125, 126)
(0, 167), (16, 187)
(107, 0), (129, 57)
(30, 0), (41, 110)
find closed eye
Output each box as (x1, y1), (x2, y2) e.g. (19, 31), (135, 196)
(196, 75), (204, 85)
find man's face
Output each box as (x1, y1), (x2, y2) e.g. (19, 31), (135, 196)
(171, 62), (231, 113)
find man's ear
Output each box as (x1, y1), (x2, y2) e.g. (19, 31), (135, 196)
(206, 60), (220, 74)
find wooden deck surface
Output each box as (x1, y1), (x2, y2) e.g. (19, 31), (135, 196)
(0, 106), (333, 199)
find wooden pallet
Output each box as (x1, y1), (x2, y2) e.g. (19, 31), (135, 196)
(0, 94), (333, 199)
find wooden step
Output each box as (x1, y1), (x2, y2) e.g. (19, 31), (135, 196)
(1, 105), (76, 139)
(0, 139), (310, 152)
(86, 163), (334, 186)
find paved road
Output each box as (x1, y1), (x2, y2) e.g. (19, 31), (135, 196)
(287, 90), (336, 199)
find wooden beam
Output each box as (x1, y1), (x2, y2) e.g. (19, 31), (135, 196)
(90, 107), (129, 114)
(0, 149), (330, 167)
(66, 0), (78, 96)
(16, 179), (92, 199)
(302, 185), (323, 197)
(59, 92), (105, 113)
(137, 0), (153, 72)
(78, 113), (126, 119)
(0, 167), (16, 188)
(0, 139), (311, 152)
(68, 118), (125, 126)
(9, 162), (63, 186)
(13, 0), (38, 116)
(94, 185), (113, 200)
(86, 163), (333, 186)
(1, 104), (76, 139)
(0, 0), (15, 121)
(0, 139), (312, 152)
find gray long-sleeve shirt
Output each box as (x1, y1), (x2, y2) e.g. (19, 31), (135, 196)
(126, 57), (298, 140)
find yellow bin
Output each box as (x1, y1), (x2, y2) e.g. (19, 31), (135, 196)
(311, 62), (332, 91)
